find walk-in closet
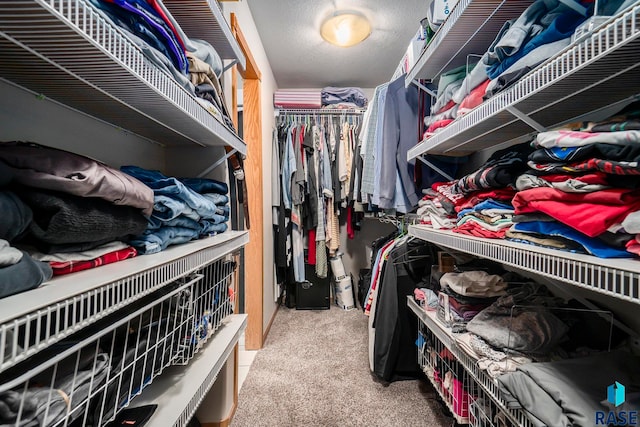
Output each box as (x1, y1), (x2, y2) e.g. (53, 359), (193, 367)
(1, 0), (639, 426)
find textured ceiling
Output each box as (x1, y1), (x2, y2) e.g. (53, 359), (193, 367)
(245, 0), (428, 89)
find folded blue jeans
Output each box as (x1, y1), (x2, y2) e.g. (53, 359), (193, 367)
(129, 226), (200, 255)
(148, 213), (228, 230)
(180, 177), (228, 195)
(122, 166), (224, 221)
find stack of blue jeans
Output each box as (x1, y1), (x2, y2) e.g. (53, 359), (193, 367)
(121, 166), (230, 255)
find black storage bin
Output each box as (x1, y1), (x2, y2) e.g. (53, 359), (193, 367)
(296, 263), (330, 310)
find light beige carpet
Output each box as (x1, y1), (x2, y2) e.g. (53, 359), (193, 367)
(231, 306), (452, 427)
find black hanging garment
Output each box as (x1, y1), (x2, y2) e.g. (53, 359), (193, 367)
(372, 238), (434, 382)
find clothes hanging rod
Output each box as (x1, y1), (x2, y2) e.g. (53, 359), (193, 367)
(275, 108), (366, 116)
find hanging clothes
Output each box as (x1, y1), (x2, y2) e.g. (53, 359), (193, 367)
(273, 110), (364, 286)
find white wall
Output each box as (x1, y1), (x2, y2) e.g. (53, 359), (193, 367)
(222, 1), (279, 334)
(0, 79), (165, 170)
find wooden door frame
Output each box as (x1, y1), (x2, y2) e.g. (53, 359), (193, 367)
(230, 14), (264, 351)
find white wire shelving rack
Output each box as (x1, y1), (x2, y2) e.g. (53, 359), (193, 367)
(417, 315), (472, 424)
(408, 3), (640, 158)
(409, 225), (640, 304)
(0, 0), (246, 155)
(131, 314), (247, 427)
(404, 0), (533, 87)
(163, 0), (246, 70)
(408, 297), (534, 427)
(0, 230), (249, 374)
(0, 258), (241, 427)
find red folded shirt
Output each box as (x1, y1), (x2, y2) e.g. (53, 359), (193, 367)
(50, 246), (138, 276)
(453, 222), (508, 239)
(513, 187), (640, 237)
(535, 172), (609, 185)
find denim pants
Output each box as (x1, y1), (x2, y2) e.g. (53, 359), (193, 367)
(129, 226), (200, 255)
(122, 166), (225, 222)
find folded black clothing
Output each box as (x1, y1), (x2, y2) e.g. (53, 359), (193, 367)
(529, 142), (640, 164)
(597, 230), (634, 249)
(512, 213), (556, 223)
(18, 189), (148, 245)
(0, 250), (52, 299)
(0, 160), (12, 187)
(453, 142), (534, 194)
(441, 285), (499, 305)
(0, 191), (32, 243)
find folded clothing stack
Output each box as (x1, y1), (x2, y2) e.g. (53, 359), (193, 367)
(0, 142), (157, 296)
(121, 166), (230, 255)
(438, 270), (506, 327)
(0, 142), (151, 255)
(321, 87), (368, 109)
(510, 102), (640, 258)
(498, 349), (640, 427)
(87, 0), (236, 132)
(274, 89), (322, 109)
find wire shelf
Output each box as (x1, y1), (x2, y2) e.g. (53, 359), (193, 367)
(409, 225), (640, 304)
(162, 0), (245, 69)
(0, 0), (246, 154)
(418, 325), (473, 424)
(0, 231), (248, 374)
(130, 314), (246, 427)
(409, 297), (534, 427)
(469, 386), (516, 427)
(408, 3), (640, 158)
(173, 260), (236, 365)
(405, 0), (533, 85)
(0, 257), (237, 427)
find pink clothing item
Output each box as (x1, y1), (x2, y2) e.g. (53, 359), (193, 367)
(626, 237), (640, 256)
(274, 89), (322, 109)
(457, 80), (490, 117)
(454, 221), (508, 239)
(513, 187), (640, 237)
(435, 100), (457, 116)
(425, 119), (455, 135)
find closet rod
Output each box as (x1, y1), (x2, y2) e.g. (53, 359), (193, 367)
(275, 108), (365, 116)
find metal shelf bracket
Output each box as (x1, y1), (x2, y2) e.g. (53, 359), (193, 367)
(223, 59), (238, 73)
(197, 148), (237, 177)
(411, 80), (438, 98)
(506, 105), (547, 132)
(417, 155), (455, 181)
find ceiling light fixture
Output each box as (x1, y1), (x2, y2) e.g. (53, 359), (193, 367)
(320, 11), (371, 48)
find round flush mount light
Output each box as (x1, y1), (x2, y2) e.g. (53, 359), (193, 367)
(320, 11), (371, 48)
